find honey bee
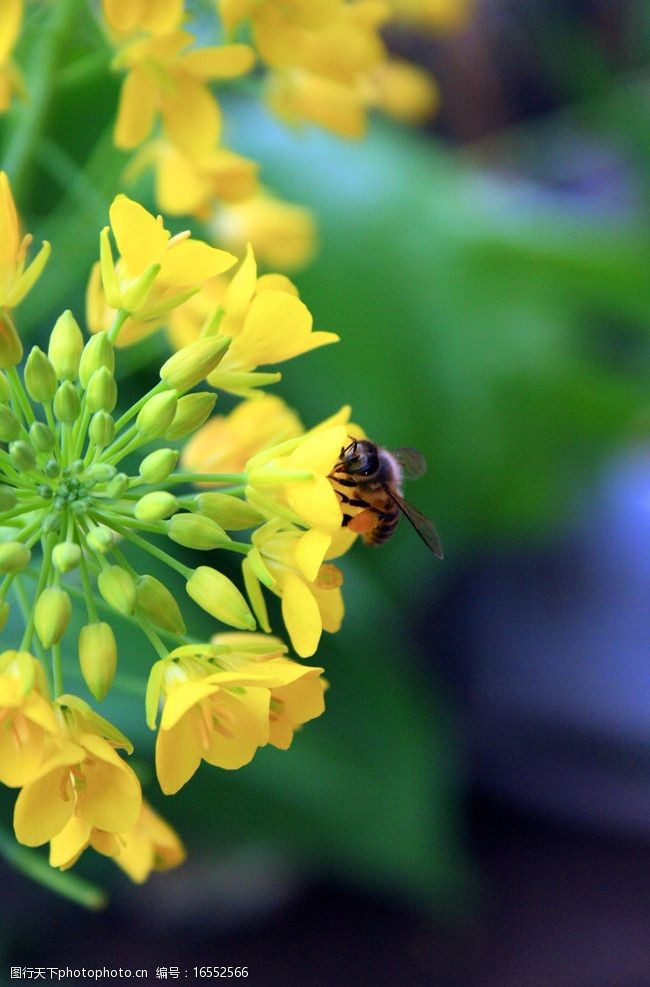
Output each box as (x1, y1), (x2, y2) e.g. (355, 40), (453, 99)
(328, 438), (444, 558)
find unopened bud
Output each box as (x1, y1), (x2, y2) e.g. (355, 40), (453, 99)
(168, 512), (229, 550)
(53, 380), (81, 424)
(24, 347), (57, 403)
(52, 541), (82, 573)
(0, 405), (20, 442)
(85, 524), (113, 554)
(186, 566), (255, 630)
(79, 331), (115, 388)
(29, 421), (55, 453)
(135, 491), (178, 522)
(105, 472), (128, 499)
(164, 392), (217, 440)
(0, 485), (16, 511)
(44, 459), (60, 478)
(86, 367), (117, 413)
(138, 448), (178, 484)
(0, 541), (30, 573)
(42, 511), (61, 532)
(85, 462), (116, 485)
(159, 336), (230, 393)
(35, 587), (71, 648)
(97, 565), (136, 614)
(89, 410), (115, 448)
(0, 310), (23, 368)
(195, 492), (262, 530)
(136, 390), (178, 440)
(48, 310), (84, 380)
(136, 575), (186, 634)
(79, 622), (117, 701)
(9, 440), (35, 471)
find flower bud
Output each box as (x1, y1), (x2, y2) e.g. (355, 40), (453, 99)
(186, 566), (255, 630)
(0, 541), (30, 573)
(79, 331), (115, 388)
(136, 390), (178, 440)
(9, 440), (35, 471)
(0, 372), (10, 403)
(35, 587), (71, 648)
(0, 405), (20, 442)
(86, 524), (113, 554)
(24, 347), (57, 403)
(85, 462), (116, 485)
(106, 472), (128, 499)
(44, 459), (60, 478)
(86, 367), (117, 413)
(135, 491), (178, 522)
(89, 410), (115, 448)
(0, 485), (17, 511)
(52, 541), (82, 573)
(247, 466), (313, 488)
(42, 511), (61, 532)
(53, 380), (81, 424)
(29, 421), (55, 453)
(79, 622), (117, 701)
(98, 565), (137, 614)
(0, 310), (23, 368)
(195, 492), (262, 530)
(136, 575), (186, 634)
(138, 448), (179, 484)
(168, 513), (229, 550)
(159, 337), (230, 392)
(164, 392), (217, 440)
(48, 310), (84, 381)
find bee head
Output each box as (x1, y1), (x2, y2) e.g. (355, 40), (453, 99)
(342, 439), (380, 477)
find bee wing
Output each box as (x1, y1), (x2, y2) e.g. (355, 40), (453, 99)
(385, 488), (444, 559)
(392, 447), (427, 480)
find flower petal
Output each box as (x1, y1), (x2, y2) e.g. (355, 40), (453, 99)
(279, 571), (322, 658)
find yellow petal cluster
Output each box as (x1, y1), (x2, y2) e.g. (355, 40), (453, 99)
(0, 651), (59, 788)
(213, 194), (316, 271)
(0, 171), (50, 312)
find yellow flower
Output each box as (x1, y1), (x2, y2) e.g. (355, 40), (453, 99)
(367, 59), (439, 124)
(113, 29), (255, 155)
(13, 696), (141, 848)
(268, 69), (367, 138)
(219, 0), (343, 42)
(388, 0), (472, 32)
(213, 194), (316, 270)
(182, 394), (304, 477)
(92, 193), (236, 344)
(147, 642), (325, 791)
(0, 171), (50, 309)
(242, 519), (347, 657)
(0, 650), (60, 788)
(0, 0), (24, 112)
(49, 800), (185, 883)
(102, 0), (184, 37)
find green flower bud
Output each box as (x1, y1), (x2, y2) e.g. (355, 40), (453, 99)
(136, 574), (186, 634)
(85, 462), (116, 485)
(79, 331), (115, 388)
(0, 600), (9, 631)
(135, 491), (178, 522)
(35, 587), (71, 648)
(168, 512), (229, 550)
(0, 372), (10, 403)
(186, 566), (255, 630)
(106, 472), (128, 499)
(48, 310), (83, 381)
(42, 511), (61, 532)
(159, 336), (230, 392)
(0, 541), (30, 573)
(97, 565), (137, 614)
(136, 390), (178, 440)
(53, 380), (81, 424)
(0, 405), (21, 442)
(0, 310), (23, 369)
(195, 492), (263, 530)
(164, 391), (217, 440)
(29, 421), (55, 453)
(24, 347), (57, 403)
(138, 448), (179, 484)
(37, 484), (52, 499)
(86, 367), (117, 413)
(79, 622), (117, 701)
(85, 524), (113, 554)
(44, 459), (60, 478)
(89, 410), (115, 448)
(9, 440), (35, 471)
(52, 541), (82, 573)
(0, 485), (17, 511)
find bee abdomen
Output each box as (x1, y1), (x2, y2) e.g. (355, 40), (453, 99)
(366, 510), (399, 545)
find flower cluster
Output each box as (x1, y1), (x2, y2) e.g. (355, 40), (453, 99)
(0, 173), (358, 885)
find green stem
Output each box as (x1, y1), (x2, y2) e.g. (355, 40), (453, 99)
(113, 380), (166, 432)
(19, 534), (54, 651)
(77, 542), (99, 624)
(93, 518), (192, 579)
(51, 642), (64, 698)
(92, 508), (165, 536)
(160, 472), (248, 487)
(107, 309), (130, 346)
(7, 367), (35, 426)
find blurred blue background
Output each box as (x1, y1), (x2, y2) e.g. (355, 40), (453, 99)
(3, 1), (650, 983)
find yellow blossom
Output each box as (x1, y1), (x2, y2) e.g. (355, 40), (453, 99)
(13, 696), (141, 848)
(0, 650), (60, 788)
(388, 0), (472, 32)
(0, 0), (24, 112)
(213, 194), (316, 270)
(113, 29), (255, 155)
(182, 394), (304, 477)
(102, 0), (184, 38)
(0, 171), (50, 310)
(367, 59), (439, 124)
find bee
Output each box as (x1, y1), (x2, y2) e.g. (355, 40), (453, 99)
(328, 438), (444, 558)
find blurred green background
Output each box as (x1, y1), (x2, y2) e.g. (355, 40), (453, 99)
(1, 1), (650, 982)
